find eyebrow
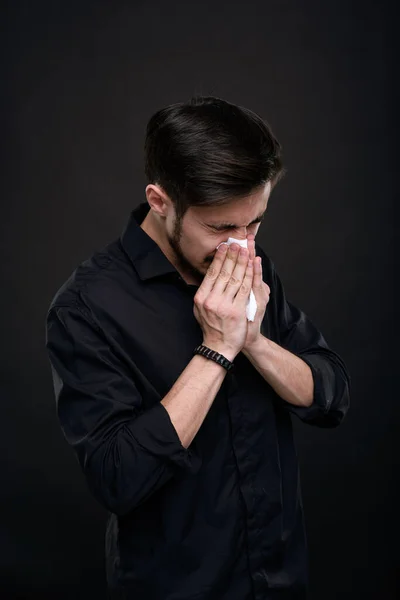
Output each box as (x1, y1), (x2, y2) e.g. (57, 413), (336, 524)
(206, 211), (266, 231)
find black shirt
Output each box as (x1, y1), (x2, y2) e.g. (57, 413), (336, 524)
(45, 201), (350, 600)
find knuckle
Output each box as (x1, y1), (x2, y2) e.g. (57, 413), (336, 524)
(230, 308), (240, 320)
(203, 299), (214, 311)
(261, 282), (269, 295)
(206, 265), (218, 279)
(239, 283), (249, 294)
(219, 268), (230, 282)
(228, 275), (239, 286)
(218, 305), (229, 319)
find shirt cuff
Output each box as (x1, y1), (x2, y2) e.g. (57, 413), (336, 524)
(283, 352), (347, 427)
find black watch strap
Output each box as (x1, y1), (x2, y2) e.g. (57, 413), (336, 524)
(193, 344), (234, 372)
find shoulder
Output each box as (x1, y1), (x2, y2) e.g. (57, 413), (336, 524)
(46, 238), (131, 316)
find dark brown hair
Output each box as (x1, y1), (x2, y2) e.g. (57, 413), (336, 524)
(144, 95), (285, 221)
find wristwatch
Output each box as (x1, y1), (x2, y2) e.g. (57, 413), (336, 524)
(193, 344), (234, 372)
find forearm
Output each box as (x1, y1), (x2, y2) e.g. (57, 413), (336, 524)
(161, 352), (230, 449)
(242, 335), (314, 407)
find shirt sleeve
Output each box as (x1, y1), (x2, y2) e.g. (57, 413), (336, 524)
(263, 251), (351, 428)
(45, 302), (202, 517)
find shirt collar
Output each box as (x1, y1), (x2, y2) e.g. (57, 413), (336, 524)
(120, 201), (178, 281)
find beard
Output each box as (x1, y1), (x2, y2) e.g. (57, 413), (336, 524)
(166, 216), (213, 285)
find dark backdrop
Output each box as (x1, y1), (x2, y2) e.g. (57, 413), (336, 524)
(1, 1), (397, 598)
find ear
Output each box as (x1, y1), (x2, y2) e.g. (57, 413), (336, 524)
(145, 184), (172, 218)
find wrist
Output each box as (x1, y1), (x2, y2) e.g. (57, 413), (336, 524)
(243, 335), (264, 356)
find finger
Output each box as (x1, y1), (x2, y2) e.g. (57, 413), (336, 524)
(233, 259), (254, 307)
(210, 242), (242, 296)
(197, 242), (229, 297)
(252, 255), (263, 291)
(222, 245), (250, 301)
(247, 233), (256, 262)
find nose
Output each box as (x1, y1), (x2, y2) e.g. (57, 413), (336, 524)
(234, 227), (248, 239)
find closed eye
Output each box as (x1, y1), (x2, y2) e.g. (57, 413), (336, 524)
(209, 216), (264, 232)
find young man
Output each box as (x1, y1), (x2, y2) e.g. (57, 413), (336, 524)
(45, 96), (350, 600)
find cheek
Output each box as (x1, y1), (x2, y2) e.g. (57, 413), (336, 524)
(182, 236), (211, 263)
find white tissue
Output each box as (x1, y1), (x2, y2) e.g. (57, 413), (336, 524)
(216, 237), (257, 322)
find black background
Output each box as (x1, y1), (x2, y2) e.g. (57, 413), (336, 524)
(1, 1), (397, 598)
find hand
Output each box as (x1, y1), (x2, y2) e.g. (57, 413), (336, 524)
(243, 233), (271, 351)
(193, 242), (254, 362)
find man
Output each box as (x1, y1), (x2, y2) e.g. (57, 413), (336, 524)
(45, 96), (350, 600)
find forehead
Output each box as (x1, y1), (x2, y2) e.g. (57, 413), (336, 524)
(189, 181), (271, 224)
